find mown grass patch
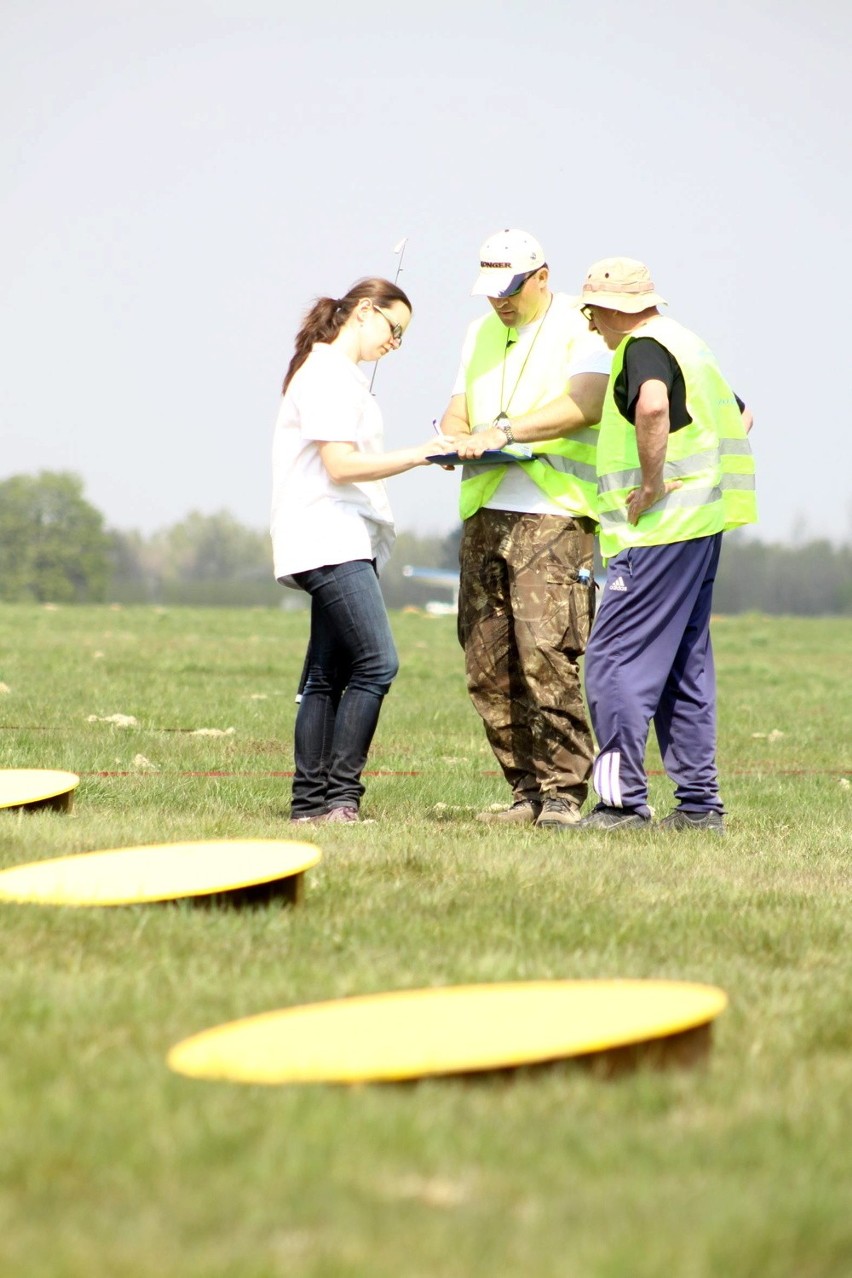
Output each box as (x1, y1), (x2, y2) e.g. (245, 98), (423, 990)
(0, 605), (849, 1277)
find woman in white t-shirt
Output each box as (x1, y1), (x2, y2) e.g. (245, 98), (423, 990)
(271, 277), (445, 824)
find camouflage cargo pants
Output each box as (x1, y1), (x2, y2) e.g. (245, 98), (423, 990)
(458, 508), (596, 807)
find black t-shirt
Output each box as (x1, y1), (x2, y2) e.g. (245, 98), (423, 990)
(613, 337), (744, 432)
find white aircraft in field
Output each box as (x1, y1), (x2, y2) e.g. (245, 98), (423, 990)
(401, 565), (459, 615)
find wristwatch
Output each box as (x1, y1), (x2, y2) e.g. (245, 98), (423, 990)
(494, 412), (515, 445)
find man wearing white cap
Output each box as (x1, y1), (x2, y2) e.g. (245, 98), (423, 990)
(440, 229), (611, 827)
(573, 257), (757, 832)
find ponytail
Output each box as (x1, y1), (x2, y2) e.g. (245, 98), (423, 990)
(281, 276), (412, 394)
(281, 296), (349, 393)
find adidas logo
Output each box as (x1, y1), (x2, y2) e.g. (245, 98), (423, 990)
(609, 575), (627, 592)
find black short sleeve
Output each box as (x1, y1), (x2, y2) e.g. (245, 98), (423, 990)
(613, 337), (691, 431)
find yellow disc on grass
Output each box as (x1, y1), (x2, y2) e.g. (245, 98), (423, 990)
(0, 839), (321, 907)
(167, 980), (728, 1084)
(0, 769), (79, 813)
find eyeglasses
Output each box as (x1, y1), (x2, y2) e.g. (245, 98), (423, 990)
(502, 269), (538, 299)
(372, 302), (404, 345)
(580, 304), (595, 322)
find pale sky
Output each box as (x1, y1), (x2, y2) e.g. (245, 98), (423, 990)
(2, 0), (850, 546)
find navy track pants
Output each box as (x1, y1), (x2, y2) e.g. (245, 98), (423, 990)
(584, 533), (724, 816)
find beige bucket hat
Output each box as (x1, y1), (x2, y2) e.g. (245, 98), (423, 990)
(581, 257), (667, 312)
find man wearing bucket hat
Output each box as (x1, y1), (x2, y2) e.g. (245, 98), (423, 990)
(571, 257), (757, 833)
(439, 229), (611, 828)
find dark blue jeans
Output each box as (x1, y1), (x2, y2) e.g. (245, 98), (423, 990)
(290, 560), (399, 817)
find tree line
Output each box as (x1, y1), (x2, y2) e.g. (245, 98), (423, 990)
(0, 471), (850, 615)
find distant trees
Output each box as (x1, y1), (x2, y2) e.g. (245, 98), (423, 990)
(109, 520), (461, 609)
(106, 522), (852, 614)
(713, 533), (852, 616)
(0, 471), (111, 603)
(110, 511), (279, 606)
(0, 470), (850, 613)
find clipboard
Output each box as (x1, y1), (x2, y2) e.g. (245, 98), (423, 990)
(426, 449), (532, 468)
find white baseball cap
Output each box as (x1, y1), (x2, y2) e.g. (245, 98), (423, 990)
(471, 228), (547, 298)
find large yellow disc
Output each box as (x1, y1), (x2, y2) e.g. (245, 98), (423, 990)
(0, 840), (321, 906)
(0, 769), (79, 812)
(167, 980), (728, 1084)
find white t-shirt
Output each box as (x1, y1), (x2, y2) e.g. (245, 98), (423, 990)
(270, 342), (395, 587)
(451, 293), (612, 517)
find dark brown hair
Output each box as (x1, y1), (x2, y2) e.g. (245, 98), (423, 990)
(281, 277), (412, 393)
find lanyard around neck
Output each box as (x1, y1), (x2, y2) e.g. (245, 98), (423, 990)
(498, 294), (553, 416)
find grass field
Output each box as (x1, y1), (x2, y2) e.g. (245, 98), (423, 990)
(0, 604), (850, 1278)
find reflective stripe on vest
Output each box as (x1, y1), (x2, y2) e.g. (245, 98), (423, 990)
(459, 439), (601, 521)
(600, 483), (724, 527)
(597, 446), (721, 495)
(718, 434), (757, 525)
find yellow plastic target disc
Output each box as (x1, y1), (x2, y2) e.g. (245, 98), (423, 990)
(0, 769), (79, 812)
(167, 980), (728, 1085)
(0, 839), (320, 906)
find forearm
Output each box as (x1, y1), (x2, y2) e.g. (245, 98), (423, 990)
(452, 370), (605, 454)
(319, 441), (432, 484)
(441, 389), (573, 443)
(439, 394), (471, 438)
(634, 408), (670, 491)
(502, 394), (591, 443)
(464, 372), (608, 451)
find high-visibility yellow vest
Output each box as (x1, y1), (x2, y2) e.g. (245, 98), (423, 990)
(596, 315), (757, 557)
(459, 295), (602, 521)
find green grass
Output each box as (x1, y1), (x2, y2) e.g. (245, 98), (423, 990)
(0, 604), (850, 1278)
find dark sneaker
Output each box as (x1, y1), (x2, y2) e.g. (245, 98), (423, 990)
(477, 798), (542, 825)
(325, 806), (359, 824)
(535, 796), (582, 828)
(574, 805), (651, 831)
(658, 809), (725, 833)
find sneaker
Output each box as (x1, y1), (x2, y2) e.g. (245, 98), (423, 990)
(535, 796), (582, 828)
(289, 812), (328, 824)
(658, 809), (725, 833)
(477, 798), (541, 825)
(574, 805), (651, 831)
(325, 806), (359, 824)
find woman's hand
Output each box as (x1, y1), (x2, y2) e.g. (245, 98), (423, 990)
(412, 435), (453, 467)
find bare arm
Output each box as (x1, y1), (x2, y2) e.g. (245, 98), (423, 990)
(508, 372), (607, 440)
(439, 394), (471, 438)
(626, 378), (681, 525)
(318, 438), (446, 485)
(450, 372), (608, 459)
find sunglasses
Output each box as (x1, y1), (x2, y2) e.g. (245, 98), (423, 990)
(501, 269), (539, 299)
(580, 304), (595, 322)
(372, 302), (404, 345)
